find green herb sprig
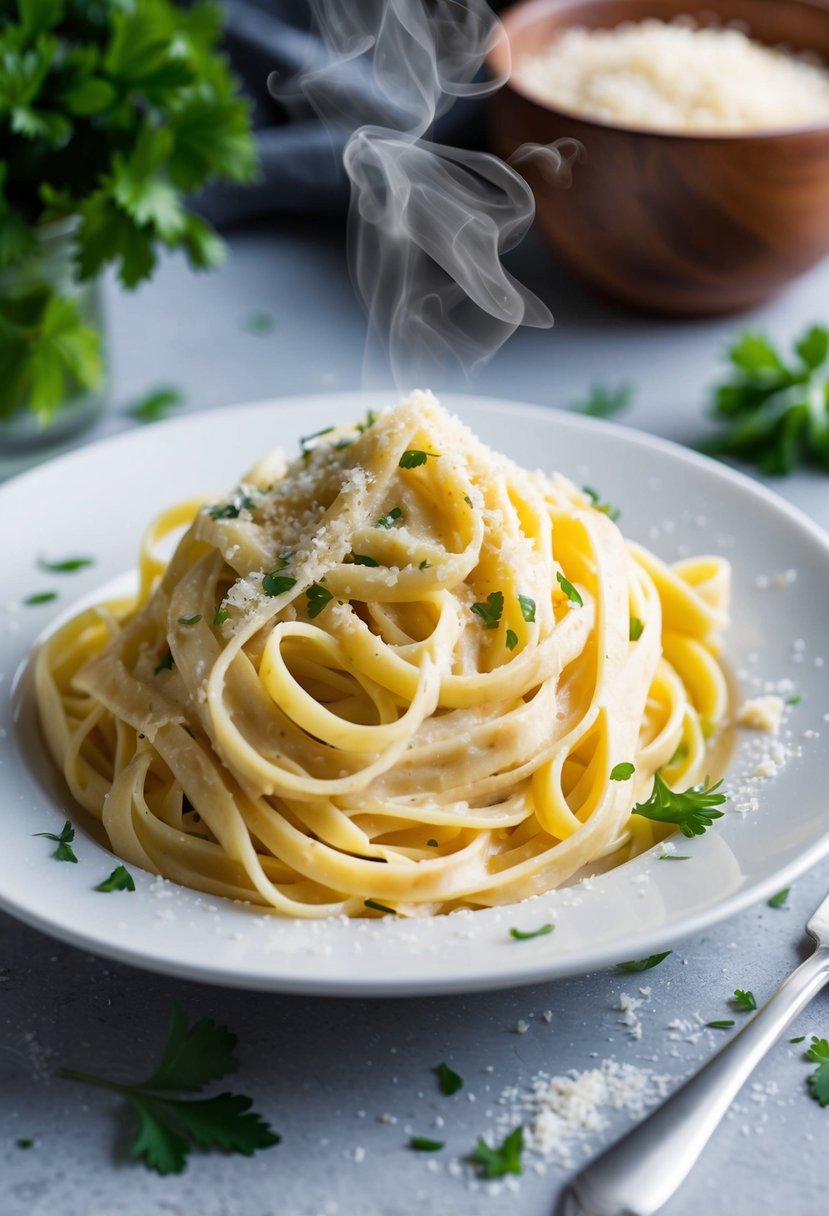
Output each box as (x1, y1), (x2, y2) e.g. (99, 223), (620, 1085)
(0, 3), (257, 425)
(708, 326), (829, 473)
(33, 819), (77, 863)
(632, 773), (726, 837)
(571, 383), (632, 418)
(96, 865), (135, 893)
(616, 951), (672, 973)
(469, 1127), (523, 1178)
(57, 1006), (279, 1174)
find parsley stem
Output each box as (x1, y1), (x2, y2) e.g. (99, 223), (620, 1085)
(56, 1067), (128, 1094)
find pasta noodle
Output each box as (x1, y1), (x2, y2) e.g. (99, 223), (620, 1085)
(35, 391), (731, 917)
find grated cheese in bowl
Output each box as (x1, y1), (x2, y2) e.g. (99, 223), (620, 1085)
(517, 18), (829, 133)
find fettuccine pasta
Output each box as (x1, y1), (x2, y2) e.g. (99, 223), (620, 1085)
(35, 392), (730, 917)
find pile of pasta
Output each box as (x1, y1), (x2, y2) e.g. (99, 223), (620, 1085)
(36, 392), (730, 917)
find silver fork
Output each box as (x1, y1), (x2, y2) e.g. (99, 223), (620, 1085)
(557, 890), (829, 1216)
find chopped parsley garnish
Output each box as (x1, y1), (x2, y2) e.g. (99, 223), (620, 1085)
(375, 507), (403, 529)
(464, 495), (473, 507)
(629, 616), (644, 641)
(334, 438), (353, 450)
(154, 649), (174, 675)
(213, 608), (229, 626)
(469, 1127), (523, 1179)
(581, 485), (620, 522)
(241, 311), (275, 336)
(518, 594), (536, 623)
(632, 773), (726, 837)
(16, 1138), (33, 1149)
(306, 584), (333, 619)
(471, 591), (504, 629)
(399, 449), (438, 469)
(616, 951), (672, 973)
(57, 1006), (279, 1174)
(610, 762), (635, 781)
(299, 426), (334, 457)
(571, 382), (632, 418)
(262, 573), (296, 597)
(37, 556), (94, 573)
(24, 591), (57, 605)
(33, 820), (77, 863)
(556, 572), (583, 607)
(786, 694), (802, 706)
(419, 560), (430, 570)
(96, 865), (136, 893)
(352, 554), (379, 567)
(128, 386), (186, 425)
(806, 1037), (829, 1106)
(790, 1036), (806, 1044)
(208, 497), (255, 520)
(178, 615), (202, 626)
(356, 409), (378, 434)
(433, 1062), (463, 1095)
(658, 851), (691, 861)
(426, 839), (439, 847)
(731, 989), (758, 1013)
(707, 325), (829, 474)
(409, 1136), (444, 1152)
(767, 888), (790, 908)
(364, 898), (395, 915)
(505, 629), (518, 651)
(706, 1020), (735, 1030)
(509, 923), (554, 941)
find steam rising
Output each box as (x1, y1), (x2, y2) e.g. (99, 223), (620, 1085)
(277, 0), (557, 383)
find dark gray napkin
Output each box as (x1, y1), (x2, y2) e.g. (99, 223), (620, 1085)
(197, 0), (489, 226)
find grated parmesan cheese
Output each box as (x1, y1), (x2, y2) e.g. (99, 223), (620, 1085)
(518, 19), (829, 133)
(737, 695), (785, 734)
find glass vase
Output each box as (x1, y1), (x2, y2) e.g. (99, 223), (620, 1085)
(0, 217), (107, 454)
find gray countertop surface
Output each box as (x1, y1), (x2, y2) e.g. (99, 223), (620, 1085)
(2, 218), (829, 1216)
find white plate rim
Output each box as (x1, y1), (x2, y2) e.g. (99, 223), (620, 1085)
(2, 390), (828, 996)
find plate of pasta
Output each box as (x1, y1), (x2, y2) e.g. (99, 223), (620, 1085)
(3, 390), (829, 995)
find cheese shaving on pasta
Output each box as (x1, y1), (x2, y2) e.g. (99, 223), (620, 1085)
(35, 391), (731, 917)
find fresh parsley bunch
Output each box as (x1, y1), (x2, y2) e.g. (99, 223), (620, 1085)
(0, 0), (257, 422)
(708, 326), (829, 474)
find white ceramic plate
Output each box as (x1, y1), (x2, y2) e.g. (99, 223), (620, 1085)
(3, 393), (829, 995)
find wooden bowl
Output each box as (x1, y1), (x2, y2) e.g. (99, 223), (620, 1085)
(487, 0), (829, 314)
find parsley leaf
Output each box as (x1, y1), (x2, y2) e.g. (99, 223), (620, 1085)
(375, 507), (403, 529)
(399, 449), (438, 469)
(262, 573), (296, 598)
(707, 325), (829, 474)
(556, 571), (583, 607)
(582, 485), (621, 523)
(128, 386), (186, 424)
(767, 888), (790, 908)
(96, 865), (135, 893)
(33, 819), (77, 863)
(364, 898), (395, 915)
(706, 1020), (735, 1030)
(629, 616), (644, 641)
(306, 584), (333, 619)
(178, 615), (202, 626)
(37, 556), (94, 573)
(510, 923), (554, 941)
(434, 1062), (463, 1095)
(24, 591), (57, 605)
(471, 591), (504, 629)
(213, 608), (229, 627)
(518, 594), (536, 622)
(58, 1006), (278, 1174)
(351, 554), (379, 567)
(632, 773), (726, 837)
(616, 951), (672, 973)
(610, 762), (635, 781)
(505, 629), (518, 651)
(469, 1127), (523, 1179)
(410, 1136), (444, 1151)
(731, 989), (757, 1013)
(571, 383), (632, 418)
(806, 1037), (829, 1106)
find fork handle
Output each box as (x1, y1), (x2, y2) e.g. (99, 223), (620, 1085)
(557, 945), (829, 1216)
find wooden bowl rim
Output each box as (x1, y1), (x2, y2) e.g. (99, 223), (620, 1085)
(488, 0), (829, 141)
